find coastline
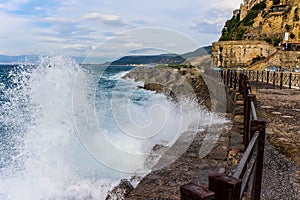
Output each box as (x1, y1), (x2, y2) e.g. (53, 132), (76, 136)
(107, 68), (300, 199)
(122, 66), (211, 109)
(106, 66), (232, 199)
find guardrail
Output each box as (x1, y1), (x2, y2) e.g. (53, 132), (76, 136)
(241, 70), (300, 89)
(180, 69), (266, 200)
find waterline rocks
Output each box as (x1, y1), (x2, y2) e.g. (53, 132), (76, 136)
(123, 67), (211, 109)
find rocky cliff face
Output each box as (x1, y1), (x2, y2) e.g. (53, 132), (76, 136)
(221, 0), (300, 42)
(212, 0), (300, 69)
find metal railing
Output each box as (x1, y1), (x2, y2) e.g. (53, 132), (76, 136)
(244, 70), (300, 89)
(181, 69), (266, 200)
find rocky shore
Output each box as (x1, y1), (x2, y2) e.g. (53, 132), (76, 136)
(123, 67), (211, 109)
(104, 67), (240, 199)
(106, 68), (300, 199)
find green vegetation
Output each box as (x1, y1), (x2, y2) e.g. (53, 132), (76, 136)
(264, 37), (273, 44)
(285, 24), (292, 31)
(219, 14), (241, 41)
(168, 64), (194, 70)
(220, 0), (266, 41)
(251, 55), (266, 64)
(290, 32), (296, 39)
(273, 0), (280, 5)
(242, 1), (267, 26)
(294, 8), (299, 21)
(156, 64), (195, 69)
(264, 37), (282, 46)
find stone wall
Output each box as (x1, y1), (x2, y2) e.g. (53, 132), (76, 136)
(249, 50), (300, 70)
(265, 51), (300, 69)
(212, 40), (277, 68)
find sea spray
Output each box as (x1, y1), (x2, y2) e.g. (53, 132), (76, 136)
(0, 55), (228, 200)
(0, 56), (114, 199)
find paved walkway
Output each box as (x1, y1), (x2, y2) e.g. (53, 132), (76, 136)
(255, 88), (300, 199)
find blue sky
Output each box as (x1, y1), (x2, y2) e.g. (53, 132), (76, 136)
(0, 0), (242, 59)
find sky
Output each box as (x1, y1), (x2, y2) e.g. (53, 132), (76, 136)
(0, 0), (243, 60)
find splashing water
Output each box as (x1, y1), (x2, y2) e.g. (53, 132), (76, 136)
(0, 55), (227, 200)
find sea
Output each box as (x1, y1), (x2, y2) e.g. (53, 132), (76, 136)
(0, 55), (227, 200)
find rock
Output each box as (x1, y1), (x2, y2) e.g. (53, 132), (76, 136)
(236, 100), (244, 106)
(122, 67), (212, 109)
(233, 106), (244, 115)
(261, 105), (274, 109)
(144, 144), (168, 170)
(105, 179), (134, 200)
(272, 112), (281, 115)
(233, 115), (244, 124)
(282, 115), (293, 119)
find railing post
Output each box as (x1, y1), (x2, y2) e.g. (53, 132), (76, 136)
(181, 183), (215, 200)
(273, 72), (276, 86)
(249, 120), (267, 200)
(280, 72), (283, 89)
(234, 70), (237, 90)
(230, 70), (233, 88)
(227, 69), (230, 86)
(244, 93), (255, 148)
(209, 174), (242, 200)
(261, 71), (264, 82)
(256, 71), (259, 82)
(238, 73), (243, 93)
(266, 71), (269, 85)
(289, 73), (292, 89)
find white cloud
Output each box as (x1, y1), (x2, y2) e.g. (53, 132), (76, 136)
(83, 12), (126, 26)
(83, 13), (119, 21)
(123, 42), (143, 49)
(0, 0), (244, 57)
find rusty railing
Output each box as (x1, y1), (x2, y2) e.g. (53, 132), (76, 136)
(181, 69), (266, 200)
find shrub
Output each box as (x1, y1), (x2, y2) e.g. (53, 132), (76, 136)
(242, 0), (266, 26)
(264, 37), (273, 44)
(285, 24), (292, 31)
(290, 32), (296, 39)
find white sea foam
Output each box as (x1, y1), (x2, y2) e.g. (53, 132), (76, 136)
(0, 55), (228, 200)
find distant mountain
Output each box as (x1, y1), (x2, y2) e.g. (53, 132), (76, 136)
(111, 54), (185, 65)
(181, 46), (212, 59)
(0, 46), (212, 65)
(111, 46), (212, 65)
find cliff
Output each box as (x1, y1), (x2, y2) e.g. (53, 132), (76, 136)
(213, 0), (300, 70)
(221, 0), (300, 43)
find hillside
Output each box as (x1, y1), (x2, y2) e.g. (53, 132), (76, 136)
(212, 0), (300, 69)
(220, 0), (300, 45)
(111, 46), (212, 65)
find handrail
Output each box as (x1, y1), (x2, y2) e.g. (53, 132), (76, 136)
(250, 102), (257, 120)
(181, 69), (267, 200)
(243, 70), (300, 90)
(233, 132), (259, 179)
